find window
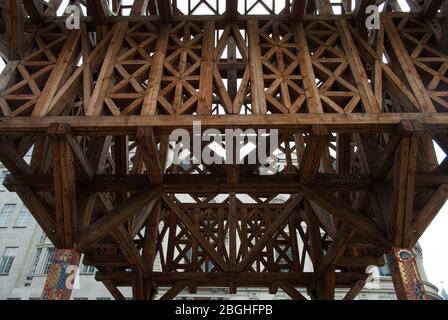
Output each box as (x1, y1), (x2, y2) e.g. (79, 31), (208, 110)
(38, 232), (48, 245)
(29, 248), (42, 275)
(15, 206), (31, 227)
(81, 264), (95, 274)
(0, 204), (16, 227)
(0, 170), (7, 191)
(0, 247), (18, 275)
(41, 247), (55, 275)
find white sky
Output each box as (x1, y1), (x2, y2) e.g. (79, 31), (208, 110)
(0, 0), (446, 294)
(420, 144), (448, 292)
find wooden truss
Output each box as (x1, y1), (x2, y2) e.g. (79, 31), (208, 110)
(0, 0), (448, 300)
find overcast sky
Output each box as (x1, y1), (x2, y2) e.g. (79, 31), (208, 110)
(0, 0), (446, 293)
(420, 145), (448, 292)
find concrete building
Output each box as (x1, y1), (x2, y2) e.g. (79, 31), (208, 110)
(0, 159), (441, 300)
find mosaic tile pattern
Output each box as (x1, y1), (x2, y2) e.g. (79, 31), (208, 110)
(41, 249), (80, 300)
(386, 248), (429, 300)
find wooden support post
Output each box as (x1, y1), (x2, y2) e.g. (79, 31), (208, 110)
(3, 0), (24, 59)
(136, 127), (163, 183)
(142, 24), (171, 115)
(86, 0), (111, 25)
(41, 249), (81, 300)
(226, 0), (238, 21)
(441, 2), (448, 53)
(197, 21), (215, 115)
(247, 20), (267, 114)
(299, 125), (328, 182)
(143, 200), (161, 299)
(228, 193), (237, 271)
(315, 267), (335, 300)
(386, 248), (430, 300)
(392, 136), (417, 248)
(293, 23), (323, 113)
(291, 0), (308, 20)
(156, 0), (172, 21)
(49, 124), (78, 248)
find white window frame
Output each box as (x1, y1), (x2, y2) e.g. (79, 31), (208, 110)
(0, 170), (7, 191)
(14, 205), (31, 227)
(0, 247), (18, 275)
(0, 204), (17, 227)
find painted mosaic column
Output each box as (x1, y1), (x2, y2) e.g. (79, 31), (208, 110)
(41, 249), (81, 300)
(386, 248), (429, 300)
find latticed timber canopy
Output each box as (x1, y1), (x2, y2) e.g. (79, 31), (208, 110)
(0, 0), (447, 300)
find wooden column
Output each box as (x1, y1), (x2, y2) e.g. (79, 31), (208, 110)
(386, 248), (430, 300)
(41, 249), (81, 300)
(142, 23), (171, 115)
(49, 124), (78, 248)
(197, 21), (215, 115)
(3, 0), (25, 59)
(247, 20), (267, 114)
(316, 267), (335, 300)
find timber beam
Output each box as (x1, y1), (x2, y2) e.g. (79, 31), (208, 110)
(2, 114), (448, 136)
(95, 271), (368, 287)
(7, 172), (448, 194)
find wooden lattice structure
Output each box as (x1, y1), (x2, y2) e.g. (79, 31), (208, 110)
(0, 0), (448, 300)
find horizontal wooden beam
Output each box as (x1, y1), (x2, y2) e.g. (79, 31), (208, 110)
(95, 271), (367, 287)
(44, 13), (360, 25)
(5, 173), (445, 193)
(1, 114), (448, 136)
(84, 253), (384, 269)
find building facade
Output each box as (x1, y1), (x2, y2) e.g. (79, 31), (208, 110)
(0, 160), (442, 300)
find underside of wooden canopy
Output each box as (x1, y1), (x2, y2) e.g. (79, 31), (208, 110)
(0, 0), (448, 300)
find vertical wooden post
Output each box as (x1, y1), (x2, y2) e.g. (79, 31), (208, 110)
(142, 23), (171, 115)
(197, 21), (215, 115)
(310, 266), (335, 300)
(247, 20), (267, 114)
(386, 248), (430, 300)
(41, 249), (81, 300)
(3, 0), (25, 60)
